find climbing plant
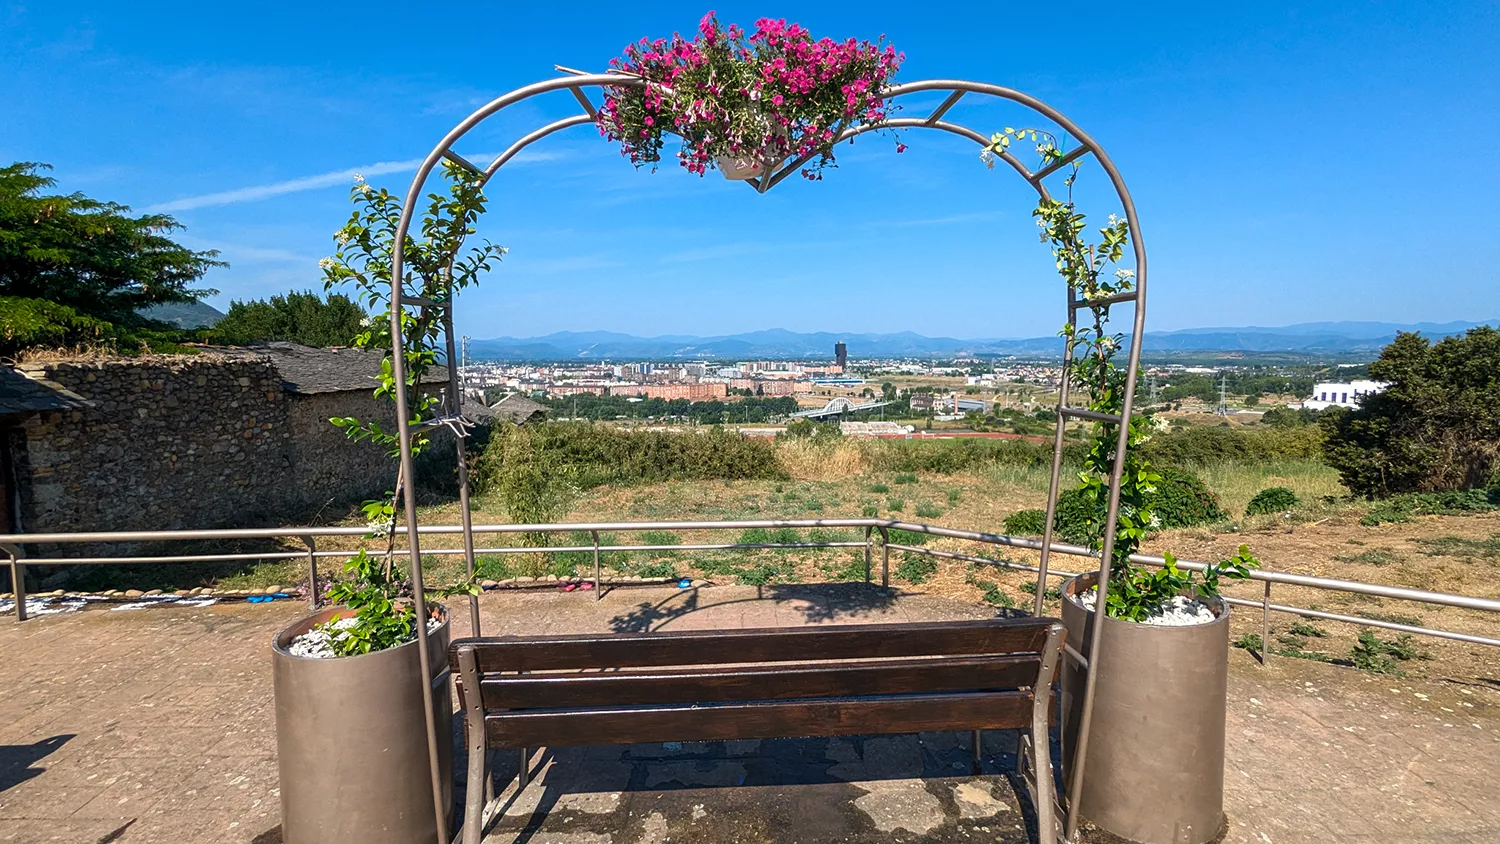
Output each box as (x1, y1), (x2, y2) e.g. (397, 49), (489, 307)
(304, 160), (500, 655)
(986, 129), (1258, 620)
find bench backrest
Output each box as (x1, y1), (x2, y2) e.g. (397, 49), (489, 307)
(451, 617), (1063, 749)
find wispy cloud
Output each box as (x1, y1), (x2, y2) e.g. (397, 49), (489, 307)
(143, 150), (566, 213)
(882, 211), (1006, 228)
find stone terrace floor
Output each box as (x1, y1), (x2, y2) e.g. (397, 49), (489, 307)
(1, 583), (1498, 843)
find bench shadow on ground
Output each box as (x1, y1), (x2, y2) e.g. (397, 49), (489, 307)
(607, 581), (904, 633)
(0, 734), (73, 793)
(460, 729), (1061, 844)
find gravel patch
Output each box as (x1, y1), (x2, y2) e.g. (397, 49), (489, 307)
(1079, 588), (1217, 626)
(289, 615), (442, 659)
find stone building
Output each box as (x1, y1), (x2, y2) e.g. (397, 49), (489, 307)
(0, 343), (447, 539)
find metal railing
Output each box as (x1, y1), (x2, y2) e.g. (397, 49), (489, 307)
(5, 518), (1499, 653)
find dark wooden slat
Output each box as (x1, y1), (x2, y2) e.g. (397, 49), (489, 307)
(451, 617), (1054, 673)
(479, 654), (1041, 710)
(484, 691), (1034, 748)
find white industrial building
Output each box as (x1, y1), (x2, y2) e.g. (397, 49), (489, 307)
(1303, 380), (1387, 410)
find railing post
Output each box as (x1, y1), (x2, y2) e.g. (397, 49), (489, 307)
(5, 547), (24, 622)
(592, 530), (601, 600)
(863, 526), (873, 583)
(878, 526), (890, 588)
(303, 536), (318, 611)
(1261, 580), (1272, 665)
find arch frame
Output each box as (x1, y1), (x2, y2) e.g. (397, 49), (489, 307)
(386, 72), (1148, 844)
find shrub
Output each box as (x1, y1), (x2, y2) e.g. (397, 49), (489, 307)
(895, 553), (937, 584)
(913, 502), (943, 519)
(1360, 489), (1500, 525)
(1322, 328), (1500, 496)
(887, 497), (905, 512)
(893, 472), (918, 484)
(1003, 509), (1047, 537)
(639, 530), (680, 546)
(1245, 486), (1301, 516)
(635, 561), (679, 579)
(886, 528), (928, 546)
(475, 555), (516, 581)
(1350, 630), (1401, 674)
(737, 527), (803, 545)
(1002, 468), (1225, 544)
(860, 503), (879, 517)
(1018, 579), (1062, 600)
(1152, 467), (1229, 529)
(868, 483), (890, 493)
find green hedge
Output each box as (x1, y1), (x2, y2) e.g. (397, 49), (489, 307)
(860, 437), (1062, 474)
(475, 420), (785, 491)
(1143, 424), (1324, 465)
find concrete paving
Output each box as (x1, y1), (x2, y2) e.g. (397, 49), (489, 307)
(1, 582), (1497, 843)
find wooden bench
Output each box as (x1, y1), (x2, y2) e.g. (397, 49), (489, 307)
(450, 617), (1066, 844)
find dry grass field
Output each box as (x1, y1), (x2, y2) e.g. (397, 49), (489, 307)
(140, 434), (1495, 687)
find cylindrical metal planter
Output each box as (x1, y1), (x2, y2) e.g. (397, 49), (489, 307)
(1060, 573), (1228, 844)
(272, 605), (453, 844)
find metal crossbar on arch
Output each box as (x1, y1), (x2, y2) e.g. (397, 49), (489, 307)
(386, 72), (1147, 844)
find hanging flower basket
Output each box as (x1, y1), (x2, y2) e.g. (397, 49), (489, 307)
(597, 13), (904, 182)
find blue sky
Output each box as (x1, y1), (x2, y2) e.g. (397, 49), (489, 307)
(3, 2), (1497, 339)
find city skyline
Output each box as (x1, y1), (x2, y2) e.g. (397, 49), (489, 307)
(4, 2), (1497, 338)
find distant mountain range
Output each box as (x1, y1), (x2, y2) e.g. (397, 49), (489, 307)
(467, 320), (1495, 361)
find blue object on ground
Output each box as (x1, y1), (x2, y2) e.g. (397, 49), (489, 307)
(677, 578), (692, 589)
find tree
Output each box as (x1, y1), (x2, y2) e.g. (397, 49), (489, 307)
(0, 162), (223, 326)
(212, 290), (367, 347)
(1322, 328), (1500, 496)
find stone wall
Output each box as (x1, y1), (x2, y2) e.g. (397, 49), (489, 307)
(10, 355), (405, 537)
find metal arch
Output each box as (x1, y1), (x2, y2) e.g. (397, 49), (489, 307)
(387, 73), (1147, 844)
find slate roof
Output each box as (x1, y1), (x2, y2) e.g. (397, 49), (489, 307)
(465, 393), (547, 425)
(219, 342), (449, 395)
(0, 367), (93, 417)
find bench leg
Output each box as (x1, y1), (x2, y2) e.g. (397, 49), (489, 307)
(971, 729), (982, 774)
(517, 747), (530, 789)
(463, 726), (488, 844)
(456, 646), (490, 844)
(1031, 721), (1056, 843)
(1031, 624), (1066, 844)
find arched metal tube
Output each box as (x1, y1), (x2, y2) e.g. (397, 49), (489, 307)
(386, 74), (1146, 844)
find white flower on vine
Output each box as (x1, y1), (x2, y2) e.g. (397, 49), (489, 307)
(318, 257), (335, 271)
(1114, 268), (1135, 281)
(1107, 213), (1119, 225)
(1148, 513), (1162, 530)
(366, 519), (391, 537)
(335, 230), (351, 245)
(979, 148), (996, 169)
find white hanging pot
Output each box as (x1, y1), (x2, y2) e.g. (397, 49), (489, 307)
(715, 152), (786, 181)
